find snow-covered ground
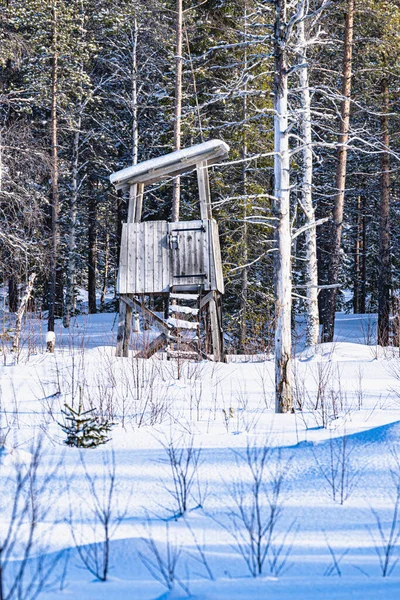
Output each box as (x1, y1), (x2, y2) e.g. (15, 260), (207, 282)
(1, 312), (400, 599)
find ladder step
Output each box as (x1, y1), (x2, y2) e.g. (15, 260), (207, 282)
(169, 305), (199, 316)
(167, 317), (199, 330)
(170, 293), (199, 301)
(167, 350), (200, 361)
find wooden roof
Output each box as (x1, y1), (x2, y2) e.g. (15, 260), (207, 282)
(109, 139), (229, 190)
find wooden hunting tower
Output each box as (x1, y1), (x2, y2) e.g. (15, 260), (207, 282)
(110, 139), (229, 361)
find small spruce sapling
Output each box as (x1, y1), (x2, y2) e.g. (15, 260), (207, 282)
(60, 398), (115, 448)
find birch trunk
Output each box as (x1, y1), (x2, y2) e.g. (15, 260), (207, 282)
(12, 273), (36, 358)
(297, 11), (319, 346)
(171, 0), (183, 222)
(274, 0), (292, 413)
(320, 0), (355, 342)
(377, 77), (391, 346)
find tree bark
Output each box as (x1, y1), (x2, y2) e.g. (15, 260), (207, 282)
(48, 0), (60, 332)
(12, 273), (36, 357)
(297, 8), (319, 346)
(360, 197), (366, 313)
(274, 0), (292, 413)
(320, 0), (355, 342)
(171, 0), (183, 222)
(239, 0), (248, 352)
(377, 76), (391, 345)
(353, 195), (361, 313)
(8, 276), (18, 313)
(132, 17), (139, 166)
(63, 116), (81, 327)
(88, 192), (97, 314)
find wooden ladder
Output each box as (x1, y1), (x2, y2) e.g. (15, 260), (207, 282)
(166, 289), (202, 360)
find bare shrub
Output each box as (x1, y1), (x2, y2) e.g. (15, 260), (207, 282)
(68, 450), (125, 581)
(312, 430), (362, 504)
(139, 518), (190, 595)
(184, 517), (214, 581)
(219, 439), (294, 577)
(159, 435), (203, 518)
(255, 363), (273, 410)
(368, 483), (400, 577)
(0, 435), (63, 599)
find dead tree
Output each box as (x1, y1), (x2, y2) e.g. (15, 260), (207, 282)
(11, 273), (36, 357)
(273, 0), (292, 413)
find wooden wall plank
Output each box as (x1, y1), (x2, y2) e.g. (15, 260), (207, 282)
(118, 219), (223, 295)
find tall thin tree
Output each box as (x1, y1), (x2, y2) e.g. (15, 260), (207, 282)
(48, 0), (60, 332)
(274, 0), (292, 413)
(171, 0), (183, 222)
(378, 75), (391, 345)
(320, 0), (355, 342)
(296, 1), (319, 346)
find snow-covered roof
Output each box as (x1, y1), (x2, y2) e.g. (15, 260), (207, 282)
(109, 139), (229, 189)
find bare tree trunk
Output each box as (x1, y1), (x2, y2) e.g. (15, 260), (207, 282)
(12, 273), (36, 357)
(132, 17), (139, 166)
(378, 77), (391, 345)
(63, 116), (81, 327)
(297, 9), (319, 346)
(239, 0), (248, 353)
(101, 229), (109, 308)
(320, 0), (355, 342)
(353, 195), (361, 313)
(48, 0), (60, 332)
(88, 192), (97, 314)
(274, 0), (292, 413)
(8, 277), (18, 313)
(360, 197), (366, 313)
(171, 0), (183, 222)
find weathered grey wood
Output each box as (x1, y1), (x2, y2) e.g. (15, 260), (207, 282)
(209, 291), (222, 362)
(111, 141), (229, 189)
(135, 182), (144, 222)
(119, 222), (170, 294)
(116, 298), (127, 357)
(136, 332), (167, 358)
(209, 219), (224, 294)
(197, 161), (212, 220)
(199, 290), (213, 310)
(169, 220), (208, 288)
(112, 140), (228, 361)
(117, 224), (129, 294)
(127, 183), (137, 223)
(120, 294), (172, 333)
(118, 219), (225, 296)
(123, 293), (133, 357)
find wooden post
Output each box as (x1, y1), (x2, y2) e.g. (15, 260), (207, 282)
(197, 161), (212, 220)
(116, 182), (145, 357)
(209, 291), (222, 362)
(135, 182), (144, 222)
(116, 297), (127, 357)
(127, 183), (137, 223)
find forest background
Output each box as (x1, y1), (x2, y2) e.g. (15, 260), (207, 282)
(1, 0), (399, 356)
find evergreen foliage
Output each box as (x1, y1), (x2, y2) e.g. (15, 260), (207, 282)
(60, 401), (115, 448)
